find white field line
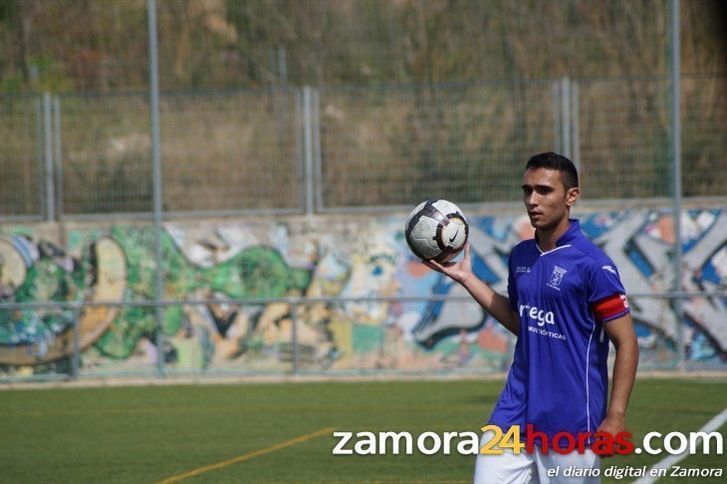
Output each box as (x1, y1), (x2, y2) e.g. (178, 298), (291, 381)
(632, 407), (727, 484)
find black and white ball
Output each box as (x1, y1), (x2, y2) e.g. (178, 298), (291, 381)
(404, 199), (469, 263)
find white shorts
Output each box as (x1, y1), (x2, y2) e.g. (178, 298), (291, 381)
(473, 430), (600, 484)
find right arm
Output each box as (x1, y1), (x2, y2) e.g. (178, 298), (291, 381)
(424, 244), (519, 336)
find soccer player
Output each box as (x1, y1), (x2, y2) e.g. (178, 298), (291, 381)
(424, 152), (639, 483)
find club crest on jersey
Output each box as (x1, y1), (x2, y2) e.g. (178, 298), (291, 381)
(547, 265), (567, 290)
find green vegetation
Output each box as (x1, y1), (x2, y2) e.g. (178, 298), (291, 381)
(0, 378), (725, 482)
(1, 1), (724, 90)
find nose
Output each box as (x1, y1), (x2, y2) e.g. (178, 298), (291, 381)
(525, 191), (539, 208)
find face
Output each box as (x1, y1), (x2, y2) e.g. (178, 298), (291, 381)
(521, 168), (579, 231)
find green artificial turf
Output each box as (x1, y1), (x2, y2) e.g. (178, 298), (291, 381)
(0, 378), (724, 483)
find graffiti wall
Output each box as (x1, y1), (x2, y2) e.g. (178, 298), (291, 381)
(1, 208), (725, 378)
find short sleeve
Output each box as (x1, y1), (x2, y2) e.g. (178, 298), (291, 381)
(586, 259), (626, 304)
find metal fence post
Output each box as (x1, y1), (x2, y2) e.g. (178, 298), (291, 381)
(43, 92), (55, 221)
(148, 0), (165, 378)
(312, 88), (323, 212)
(303, 87), (315, 215)
(570, 81), (580, 178)
(71, 305), (80, 380)
(670, 0), (685, 372)
(560, 77), (571, 160)
(53, 95), (64, 220)
(551, 81), (561, 153)
(34, 97), (43, 217)
(295, 88), (305, 213)
(290, 302), (298, 374)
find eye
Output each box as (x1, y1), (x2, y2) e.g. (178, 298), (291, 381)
(536, 186), (554, 195)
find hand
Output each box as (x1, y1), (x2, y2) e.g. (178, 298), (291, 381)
(596, 414), (627, 458)
(422, 243), (473, 285)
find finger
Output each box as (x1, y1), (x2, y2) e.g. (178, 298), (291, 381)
(422, 260), (443, 272)
(464, 243), (471, 260)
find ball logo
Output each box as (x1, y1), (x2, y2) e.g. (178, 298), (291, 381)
(518, 303), (555, 327)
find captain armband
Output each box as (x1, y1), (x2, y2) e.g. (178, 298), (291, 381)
(591, 294), (630, 323)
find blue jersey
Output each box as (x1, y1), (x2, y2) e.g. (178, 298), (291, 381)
(489, 219), (630, 439)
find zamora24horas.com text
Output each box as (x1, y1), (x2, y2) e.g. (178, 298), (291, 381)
(331, 426), (724, 477)
(331, 425), (724, 458)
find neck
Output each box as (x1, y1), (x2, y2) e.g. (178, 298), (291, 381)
(536, 216), (571, 252)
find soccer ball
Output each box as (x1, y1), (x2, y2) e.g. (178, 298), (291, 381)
(404, 199), (469, 263)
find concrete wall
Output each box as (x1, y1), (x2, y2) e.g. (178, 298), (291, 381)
(1, 207), (725, 378)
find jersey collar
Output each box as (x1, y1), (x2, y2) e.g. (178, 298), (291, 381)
(534, 218), (581, 255)
(556, 218), (581, 246)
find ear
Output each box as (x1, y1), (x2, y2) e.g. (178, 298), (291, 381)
(566, 186), (580, 207)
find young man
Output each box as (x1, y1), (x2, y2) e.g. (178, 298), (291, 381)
(425, 153), (639, 483)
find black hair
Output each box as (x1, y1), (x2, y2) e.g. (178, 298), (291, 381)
(525, 152), (579, 189)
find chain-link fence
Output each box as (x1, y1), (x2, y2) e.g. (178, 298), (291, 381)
(59, 92), (152, 215)
(1, 76), (724, 219)
(0, 94), (45, 219)
(2, 87), (307, 218)
(682, 76), (727, 197)
(318, 81), (557, 208)
(577, 78), (673, 200)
